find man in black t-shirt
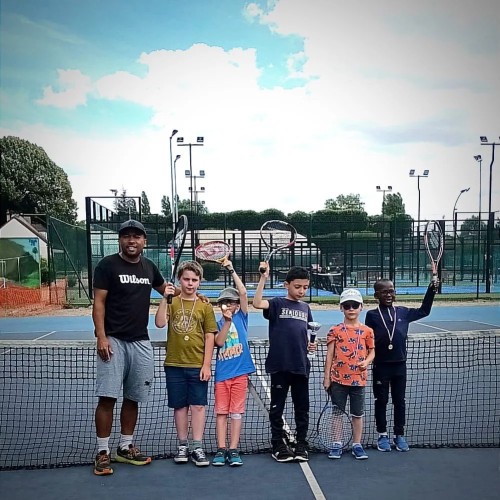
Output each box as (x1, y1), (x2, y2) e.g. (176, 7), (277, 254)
(92, 220), (166, 476)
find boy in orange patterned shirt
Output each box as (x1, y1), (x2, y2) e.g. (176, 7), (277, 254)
(323, 288), (375, 460)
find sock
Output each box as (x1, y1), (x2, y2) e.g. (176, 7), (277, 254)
(352, 442), (361, 447)
(179, 439), (188, 447)
(192, 440), (202, 450)
(119, 434), (133, 451)
(379, 433), (388, 437)
(97, 437), (110, 454)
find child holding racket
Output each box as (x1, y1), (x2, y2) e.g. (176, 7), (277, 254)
(323, 289), (375, 460)
(253, 264), (316, 463)
(155, 260), (218, 467)
(365, 278), (439, 453)
(212, 259), (256, 467)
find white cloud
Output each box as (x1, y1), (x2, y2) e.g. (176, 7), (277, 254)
(36, 69), (93, 109)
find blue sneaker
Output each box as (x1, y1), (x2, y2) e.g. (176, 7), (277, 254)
(351, 444), (368, 460)
(328, 444), (342, 459)
(212, 448), (226, 466)
(377, 435), (391, 452)
(393, 435), (410, 452)
(226, 449), (243, 466)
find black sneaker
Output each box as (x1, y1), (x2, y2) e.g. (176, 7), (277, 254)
(94, 450), (113, 476)
(294, 441), (309, 462)
(191, 447), (210, 467)
(272, 441), (295, 462)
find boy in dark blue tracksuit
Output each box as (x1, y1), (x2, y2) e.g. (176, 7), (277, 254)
(365, 279), (438, 452)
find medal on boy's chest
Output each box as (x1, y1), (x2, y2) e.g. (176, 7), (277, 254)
(388, 343), (393, 350)
(377, 306), (396, 351)
(184, 335), (190, 341)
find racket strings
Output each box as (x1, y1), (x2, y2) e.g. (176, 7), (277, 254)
(318, 406), (352, 449)
(260, 221), (294, 249)
(195, 242), (230, 261)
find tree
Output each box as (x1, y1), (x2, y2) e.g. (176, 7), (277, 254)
(0, 136), (77, 225)
(161, 195), (171, 217)
(141, 191), (151, 215)
(383, 192), (406, 217)
(325, 194), (364, 211)
(114, 189), (138, 217)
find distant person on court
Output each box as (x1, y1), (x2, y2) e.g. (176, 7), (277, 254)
(211, 258), (256, 467)
(323, 288), (375, 460)
(253, 264), (316, 463)
(92, 219), (166, 476)
(155, 260), (217, 467)
(365, 278), (439, 452)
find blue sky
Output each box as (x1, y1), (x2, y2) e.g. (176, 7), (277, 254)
(1, 0), (499, 222)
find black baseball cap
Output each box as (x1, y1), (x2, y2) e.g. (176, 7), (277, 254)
(118, 220), (147, 237)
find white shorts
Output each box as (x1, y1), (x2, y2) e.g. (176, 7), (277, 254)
(95, 337), (154, 403)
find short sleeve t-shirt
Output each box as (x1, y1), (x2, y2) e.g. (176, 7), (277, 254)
(93, 254), (164, 341)
(164, 297), (218, 368)
(264, 297), (314, 375)
(215, 309), (256, 383)
(326, 323), (375, 386)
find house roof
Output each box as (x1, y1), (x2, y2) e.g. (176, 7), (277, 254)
(0, 215), (48, 243)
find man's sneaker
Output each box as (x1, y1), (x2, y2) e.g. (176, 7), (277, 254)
(394, 435), (410, 452)
(174, 444), (189, 463)
(328, 444), (342, 459)
(377, 435), (392, 452)
(115, 445), (151, 466)
(294, 441), (309, 462)
(191, 447), (210, 466)
(272, 441), (295, 463)
(351, 444), (368, 460)
(226, 449), (243, 466)
(212, 448), (226, 466)
(94, 450), (113, 475)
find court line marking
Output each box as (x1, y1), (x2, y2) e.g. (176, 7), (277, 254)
(468, 319), (500, 328)
(251, 359), (326, 500)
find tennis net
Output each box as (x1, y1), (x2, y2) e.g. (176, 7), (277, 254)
(1, 331), (499, 470)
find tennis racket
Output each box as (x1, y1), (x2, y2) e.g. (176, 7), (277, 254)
(195, 240), (231, 265)
(316, 393), (353, 451)
(167, 215), (188, 304)
(307, 321), (322, 359)
(259, 220), (297, 273)
(423, 220), (444, 283)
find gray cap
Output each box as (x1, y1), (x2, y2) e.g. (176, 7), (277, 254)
(339, 288), (363, 304)
(118, 220), (146, 237)
(217, 287), (240, 302)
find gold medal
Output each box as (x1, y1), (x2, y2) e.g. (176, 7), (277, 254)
(388, 343), (393, 350)
(184, 335), (189, 341)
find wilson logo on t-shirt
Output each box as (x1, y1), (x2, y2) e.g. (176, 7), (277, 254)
(118, 274), (151, 284)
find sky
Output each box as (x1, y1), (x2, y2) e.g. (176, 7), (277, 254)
(1, 0), (499, 223)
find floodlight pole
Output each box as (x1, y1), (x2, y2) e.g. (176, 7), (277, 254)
(452, 188), (470, 286)
(480, 136), (499, 293)
(474, 155), (482, 297)
(169, 129), (178, 230)
(409, 170), (429, 286)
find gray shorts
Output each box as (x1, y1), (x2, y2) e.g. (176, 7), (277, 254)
(330, 382), (365, 418)
(95, 337), (154, 403)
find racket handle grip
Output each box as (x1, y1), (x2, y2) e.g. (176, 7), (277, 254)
(259, 262), (268, 274)
(166, 294), (173, 304)
(308, 334), (317, 358)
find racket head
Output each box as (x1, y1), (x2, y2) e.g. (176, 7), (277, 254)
(259, 220), (297, 252)
(316, 400), (353, 451)
(423, 220), (444, 278)
(167, 215), (188, 302)
(195, 240), (231, 264)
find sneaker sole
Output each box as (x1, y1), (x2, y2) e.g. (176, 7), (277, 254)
(328, 455), (342, 459)
(94, 467), (113, 476)
(352, 454), (368, 460)
(294, 456), (309, 462)
(377, 446), (392, 452)
(174, 458), (189, 464)
(272, 454), (295, 463)
(228, 461), (243, 466)
(191, 459), (210, 467)
(212, 461), (226, 466)
(395, 446), (410, 452)
(115, 455), (151, 466)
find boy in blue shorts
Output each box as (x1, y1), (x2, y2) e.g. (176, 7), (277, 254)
(212, 258), (256, 467)
(323, 288), (375, 460)
(155, 260), (218, 467)
(253, 264), (316, 462)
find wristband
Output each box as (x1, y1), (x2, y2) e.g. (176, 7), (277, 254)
(228, 269), (235, 274)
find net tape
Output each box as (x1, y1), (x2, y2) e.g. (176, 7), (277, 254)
(0, 331), (498, 470)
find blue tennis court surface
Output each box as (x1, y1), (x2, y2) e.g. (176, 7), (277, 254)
(1, 303), (499, 500)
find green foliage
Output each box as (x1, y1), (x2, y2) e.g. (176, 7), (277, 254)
(325, 194), (365, 211)
(141, 191), (151, 215)
(0, 136), (77, 225)
(161, 195), (171, 217)
(383, 192), (406, 217)
(114, 189), (138, 217)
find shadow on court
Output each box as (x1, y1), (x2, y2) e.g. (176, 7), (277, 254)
(2, 449), (499, 500)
